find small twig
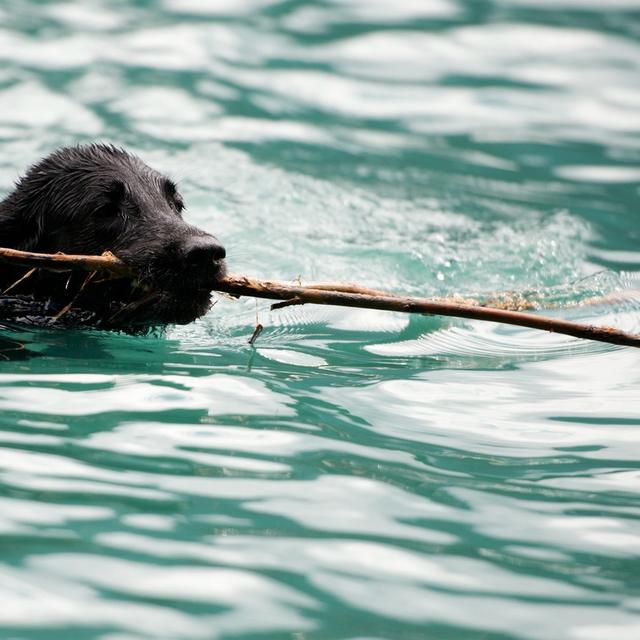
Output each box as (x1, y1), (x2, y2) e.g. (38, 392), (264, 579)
(3, 267), (37, 295)
(271, 296), (302, 311)
(299, 282), (398, 298)
(0, 248), (132, 277)
(53, 271), (98, 321)
(248, 323), (264, 346)
(107, 291), (157, 323)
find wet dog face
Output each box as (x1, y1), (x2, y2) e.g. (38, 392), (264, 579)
(0, 144), (227, 328)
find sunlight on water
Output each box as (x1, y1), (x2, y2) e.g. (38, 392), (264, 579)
(1, 1), (640, 639)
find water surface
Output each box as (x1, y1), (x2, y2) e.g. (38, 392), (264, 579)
(1, 1), (640, 638)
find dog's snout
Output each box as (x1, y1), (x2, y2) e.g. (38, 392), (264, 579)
(183, 236), (226, 269)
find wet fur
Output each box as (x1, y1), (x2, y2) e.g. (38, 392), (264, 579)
(0, 144), (226, 331)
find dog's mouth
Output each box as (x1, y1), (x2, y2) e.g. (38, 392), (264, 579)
(195, 258), (228, 289)
(165, 258), (227, 296)
(124, 254), (227, 293)
(0, 257), (228, 333)
(111, 258), (227, 328)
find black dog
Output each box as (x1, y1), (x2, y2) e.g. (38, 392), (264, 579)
(0, 144), (226, 331)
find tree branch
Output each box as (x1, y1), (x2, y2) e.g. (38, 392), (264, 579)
(214, 275), (640, 349)
(0, 247), (133, 277)
(0, 247), (638, 348)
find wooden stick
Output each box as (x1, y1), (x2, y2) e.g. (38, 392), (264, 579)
(0, 247), (133, 277)
(0, 247), (638, 348)
(215, 275), (640, 349)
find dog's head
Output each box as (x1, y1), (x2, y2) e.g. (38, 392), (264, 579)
(0, 144), (227, 326)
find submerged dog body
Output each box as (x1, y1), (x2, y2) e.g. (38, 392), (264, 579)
(0, 144), (226, 330)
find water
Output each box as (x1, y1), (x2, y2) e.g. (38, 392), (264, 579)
(1, 1), (640, 638)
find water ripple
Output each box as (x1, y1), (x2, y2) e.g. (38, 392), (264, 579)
(1, 1), (640, 639)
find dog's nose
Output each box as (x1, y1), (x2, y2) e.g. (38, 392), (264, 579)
(183, 236), (226, 269)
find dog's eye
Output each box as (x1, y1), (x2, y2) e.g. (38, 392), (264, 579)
(164, 179), (184, 215)
(108, 179), (126, 205)
(100, 179), (128, 220)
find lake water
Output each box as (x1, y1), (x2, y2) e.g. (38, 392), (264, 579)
(1, 1), (640, 638)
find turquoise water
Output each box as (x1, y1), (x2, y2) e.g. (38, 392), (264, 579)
(1, 1), (640, 638)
